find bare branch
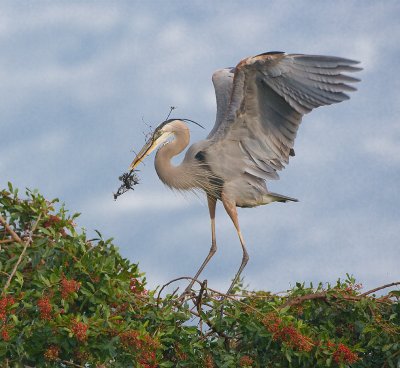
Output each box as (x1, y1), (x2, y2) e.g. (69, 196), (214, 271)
(0, 214), (23, 244)
(360, 282), (400, 297)
(2, 214), (42, 294)
(157, 276), (202, 304)
(61, 360), (86, 368)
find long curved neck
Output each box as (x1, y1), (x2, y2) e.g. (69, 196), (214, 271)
(155, 124), (194, 190)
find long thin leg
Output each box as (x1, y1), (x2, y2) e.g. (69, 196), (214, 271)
(181, 195), (217, 296)
(221, 194), (249, 295)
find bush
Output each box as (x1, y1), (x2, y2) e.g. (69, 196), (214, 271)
(0, 184), (399, 367)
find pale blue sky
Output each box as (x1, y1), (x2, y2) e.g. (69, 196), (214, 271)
(1, 1), (399, 292)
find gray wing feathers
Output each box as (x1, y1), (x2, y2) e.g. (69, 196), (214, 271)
(206, 52), (361, 183)
(207, 68), (235, 138)
(257, 54), (361, 114)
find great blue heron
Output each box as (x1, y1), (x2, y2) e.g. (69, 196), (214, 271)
(129, 51), (361, 295)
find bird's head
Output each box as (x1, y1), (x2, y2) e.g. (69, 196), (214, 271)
(129, 118), (204, 170)
(128, 119), (178, 170)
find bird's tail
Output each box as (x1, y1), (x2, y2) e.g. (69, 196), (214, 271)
(262, 192), (298, 204)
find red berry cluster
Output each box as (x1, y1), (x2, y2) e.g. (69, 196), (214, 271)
(44, 345), (60, 361)
(0, 296), (15, 342)
(262, 312), (313, 352)
(37, 297), (52, 320)
(0, 327), (10, 341)
(119, 330), (158, 368)
(120, 330), (140, 347)
(71, 320), (88, 342)
(263, 312), (358, 362)
(1, 327), (10, 341)
(43, 215), (61, 227)
(239, 355), (254, 367)
(129, 277), (147, 295)
(175, 347), (188, 361)
(111, 301), (129, 315)
(331, 342), (359, 364)
(204, 354), (215, 368)
(262, 312), (281, 334)
(278, 326), (314, 352)
(60, 277), (81, 299)
(326, 340), (336, 349)
(91, 275), (100, 284)
(74, 350), (90, 362)
(43, 215), (67, 237)
(344, 283), (363, 294)
(138, 350), (157, 368)
(0, 296), (15, 322)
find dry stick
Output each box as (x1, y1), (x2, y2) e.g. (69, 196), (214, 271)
(157, 277), (229, 338)
(280, 284), (400, 309)
(195, 280), (207, 334)
(157, 276), (202, 305)
(1, 213), (42, 294)
(61, 360), (86, 368)
(160, 277), (282, 319)
(360, 281), (400, 297)
(280, 291), (363, 308)
(202, 286), (267, 319)
(0, 239), (14, 244)
(158, 278), (256, 334)
(158, 277), (400, 341)
(160, 276), (399, 318)
(159, 276), (258, 305)
(193, 286), (396, 341)
(196, 280), (207, 312)
(0, 214), (23, 243)
(190, 307), (229, 339)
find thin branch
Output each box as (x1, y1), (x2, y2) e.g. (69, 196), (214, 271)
(0, 238), (14, 244)
(280, 288), (396, 309)
(360, 282), (400, 297)
(280, 291), (335, 308)
(189, 307), (229, 339)
(61, 360), (86, 368)
(195, 280), (207, 314)
(0, 214), (23, 243)
(157, 276), (202, 305)
(2, 214), (42, 295)
(203, 287), (267, 319)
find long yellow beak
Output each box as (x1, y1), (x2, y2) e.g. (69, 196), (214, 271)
(129, 131), (172, 170)
(128, 138), (157, 170)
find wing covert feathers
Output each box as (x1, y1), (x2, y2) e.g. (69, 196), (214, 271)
(206, 51), (361, 185)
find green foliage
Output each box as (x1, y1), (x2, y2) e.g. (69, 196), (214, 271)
(0, 184), (399, 367)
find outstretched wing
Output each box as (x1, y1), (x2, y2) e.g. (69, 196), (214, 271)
(207, 67), (235, 138)
(207, 52), (361, 180)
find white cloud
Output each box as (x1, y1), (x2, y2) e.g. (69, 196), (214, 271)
(0, 3), (121, 36)
(363, 130), (400, 165)
(83, 190), (191, 218)
(0, 130), (69, 170)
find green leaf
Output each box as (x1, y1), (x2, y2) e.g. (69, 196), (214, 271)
(382, 344), (393, 352)
(284, 350), (292, 363)
(15, 270), (24, 286)
(159, 362), (175, 367)
(38, 274), (51, 287)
